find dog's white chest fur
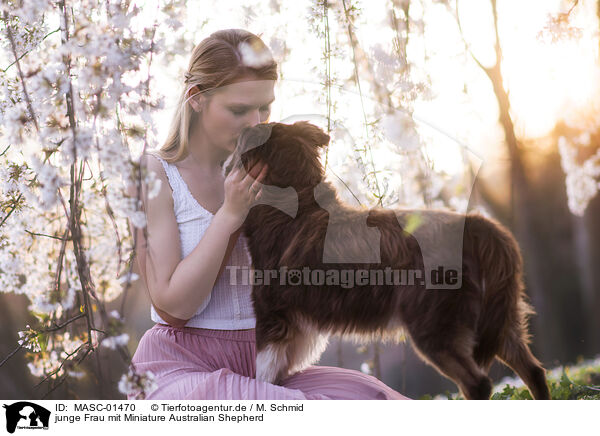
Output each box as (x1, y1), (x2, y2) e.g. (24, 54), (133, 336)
(255, 318), (330, 384)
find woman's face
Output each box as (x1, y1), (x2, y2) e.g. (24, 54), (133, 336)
(194, 79), (275, 154)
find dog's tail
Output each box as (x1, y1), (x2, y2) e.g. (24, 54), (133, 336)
(467, 214), (526, 369)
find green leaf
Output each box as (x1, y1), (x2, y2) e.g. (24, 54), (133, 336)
(38, 333), (48, 353)
(403, 213), (422, 235)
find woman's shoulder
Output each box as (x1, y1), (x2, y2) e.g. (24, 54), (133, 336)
(142, 151), (190, 175)
(142, 151), (178, 184)
(129, 151), (174, 200)
(141, 150), (166, 169)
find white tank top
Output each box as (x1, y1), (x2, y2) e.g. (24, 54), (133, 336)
(149, 154), (256, 329)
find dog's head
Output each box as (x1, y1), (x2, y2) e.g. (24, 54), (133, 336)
(223, 121), (330, 190)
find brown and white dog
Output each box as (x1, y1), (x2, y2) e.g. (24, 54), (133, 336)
(223, 121), (550, 400)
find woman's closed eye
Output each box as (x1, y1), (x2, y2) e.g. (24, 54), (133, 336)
(231, 106), (271, 116)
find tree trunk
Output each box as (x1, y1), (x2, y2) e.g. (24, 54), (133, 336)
(574, 194), (600, 353)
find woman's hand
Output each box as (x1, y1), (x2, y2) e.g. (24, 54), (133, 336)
(219, 160), (268, 230)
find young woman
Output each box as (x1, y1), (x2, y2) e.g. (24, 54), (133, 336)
(128, 28), (409, 400)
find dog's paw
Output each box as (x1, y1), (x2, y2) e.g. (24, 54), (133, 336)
(256, 344), (287, 384)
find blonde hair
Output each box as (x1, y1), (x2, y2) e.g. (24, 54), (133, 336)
(156, 29), (279, 163)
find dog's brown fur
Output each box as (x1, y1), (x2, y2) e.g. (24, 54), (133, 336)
(225, 121), (550, 400)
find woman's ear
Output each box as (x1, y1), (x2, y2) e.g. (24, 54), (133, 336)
(188, 86), (204, 112)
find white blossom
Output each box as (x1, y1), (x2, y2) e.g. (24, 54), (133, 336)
(370, 43), (404, 84)
(101, 333), (130, 350)
(145, 170), (162, 199)
(268, 35), (287, 61)
(118, 368), (158, 399)
(238, 41), (274, 68)
(360, 362), (372, 375)
(128, 210), (147, 228)
(59, 332), (84, 357)
(27, 350), (62, 378)
(118, 272), (139, 285)
(269, 0), (281, 14)
(17, 325), (41, 352)
(28, 155), (64, 211)
(89, 330), (100, 348)
(558, 136), (600, 216)
(381, 112), (421, 151)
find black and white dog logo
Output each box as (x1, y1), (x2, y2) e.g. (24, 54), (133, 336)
(3, 402), (50, 434)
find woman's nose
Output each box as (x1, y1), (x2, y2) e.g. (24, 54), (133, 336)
(245, 109), (263, 127)
(252, 110), (262, 126)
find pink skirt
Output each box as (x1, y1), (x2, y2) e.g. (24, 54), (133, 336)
(128, 323), (410, 400)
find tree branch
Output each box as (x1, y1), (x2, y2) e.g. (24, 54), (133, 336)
(1, 27), (60, 73)
(2, 11), (39, 131)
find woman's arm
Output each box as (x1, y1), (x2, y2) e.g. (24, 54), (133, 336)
(128, 154), (265, 324)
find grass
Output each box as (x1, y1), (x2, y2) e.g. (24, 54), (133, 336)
(419, 356), (600, 400)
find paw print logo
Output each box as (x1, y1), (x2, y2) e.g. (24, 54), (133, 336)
(286, 269), (302, 286)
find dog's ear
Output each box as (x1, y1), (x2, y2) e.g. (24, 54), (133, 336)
(292, 121), (330, 148)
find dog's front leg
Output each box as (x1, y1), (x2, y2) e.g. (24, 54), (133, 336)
(255, 328), (330, 384)
(256, 342), (290, 384)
